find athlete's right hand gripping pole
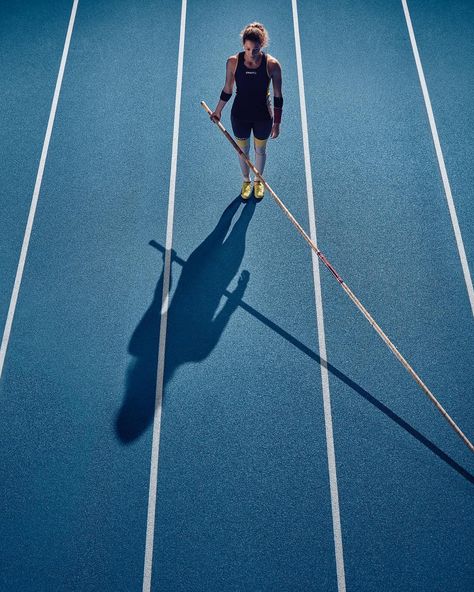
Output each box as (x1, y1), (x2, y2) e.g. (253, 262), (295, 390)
(201, 100), (473, 453)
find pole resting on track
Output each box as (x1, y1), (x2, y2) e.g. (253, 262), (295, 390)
(201, 100), (473, 453)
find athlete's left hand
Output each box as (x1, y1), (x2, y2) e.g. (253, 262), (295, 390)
(271, 123), (280, 139)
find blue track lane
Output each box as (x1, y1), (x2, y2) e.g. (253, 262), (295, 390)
(0, 0), (72, 340)
(408, 0), (474, 286)
(0, 1), (179, 590)
(151, 1), (338, 590)
(298, 1), (473, 590)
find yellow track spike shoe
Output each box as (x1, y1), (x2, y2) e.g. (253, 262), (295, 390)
(253, 180), (265, 200)
(241, 181), (252, 200)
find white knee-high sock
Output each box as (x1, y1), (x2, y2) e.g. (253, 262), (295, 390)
(254, 138), (267, 180)
(236, 138), (250, 180)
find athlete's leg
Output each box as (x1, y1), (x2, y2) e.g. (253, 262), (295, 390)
(253, 137), (267, 181)
(231, 115), (251, 181)
(252, 119), (273, 180)
(252, 120), (273, 199)
(236, 137), (250, 180)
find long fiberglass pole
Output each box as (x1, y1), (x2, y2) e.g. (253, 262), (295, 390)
(201, 100), (473, 453)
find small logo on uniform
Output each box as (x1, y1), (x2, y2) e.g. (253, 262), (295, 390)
(245, 71), (257, 75)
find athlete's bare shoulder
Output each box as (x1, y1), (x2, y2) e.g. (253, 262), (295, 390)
(226, 54), (239, 75)
(266, 54), (282, 74)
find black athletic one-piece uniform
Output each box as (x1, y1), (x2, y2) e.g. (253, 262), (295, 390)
(231, 51), (273, 140)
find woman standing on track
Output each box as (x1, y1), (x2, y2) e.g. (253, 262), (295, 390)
(211, 22), (283, 200)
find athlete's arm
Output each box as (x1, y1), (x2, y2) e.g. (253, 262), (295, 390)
(211, 56), (237, 122)
(269, 58), (282, 139)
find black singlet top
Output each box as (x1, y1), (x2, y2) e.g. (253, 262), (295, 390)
(231, 51), (272, 122)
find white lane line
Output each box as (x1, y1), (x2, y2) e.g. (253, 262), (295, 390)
(291, 1), (346, 590)
(402, 0), (474, 317)
(142, 1), (187, 590)
(0, 0), (79, 381)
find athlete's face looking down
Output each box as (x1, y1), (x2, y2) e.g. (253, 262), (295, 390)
(243, 40), (262, 63)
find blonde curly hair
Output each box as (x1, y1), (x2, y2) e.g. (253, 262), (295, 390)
(240, 22), (269, 48)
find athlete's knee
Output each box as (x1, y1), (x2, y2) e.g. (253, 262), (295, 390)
(254, 137), (267, 154)
(236, 137), (250, 152)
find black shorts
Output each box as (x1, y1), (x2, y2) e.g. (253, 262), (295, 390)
(231, 115), (273, 141)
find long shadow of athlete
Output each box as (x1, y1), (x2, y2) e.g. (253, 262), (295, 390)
(116, 197), (255, 443)
(114, 198), (474, 483)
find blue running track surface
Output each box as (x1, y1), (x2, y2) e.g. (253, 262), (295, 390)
(1, 1), (472, 591)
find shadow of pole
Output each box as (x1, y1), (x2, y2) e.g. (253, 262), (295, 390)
(115, 197), (255, 444)
(145, 239), (473, 484)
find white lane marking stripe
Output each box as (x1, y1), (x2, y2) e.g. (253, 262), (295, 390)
(402, 0), (474, 317)
(142, 1), (187, 590)
(291, 1), (346, 590)
(0, 0), (79, 381)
